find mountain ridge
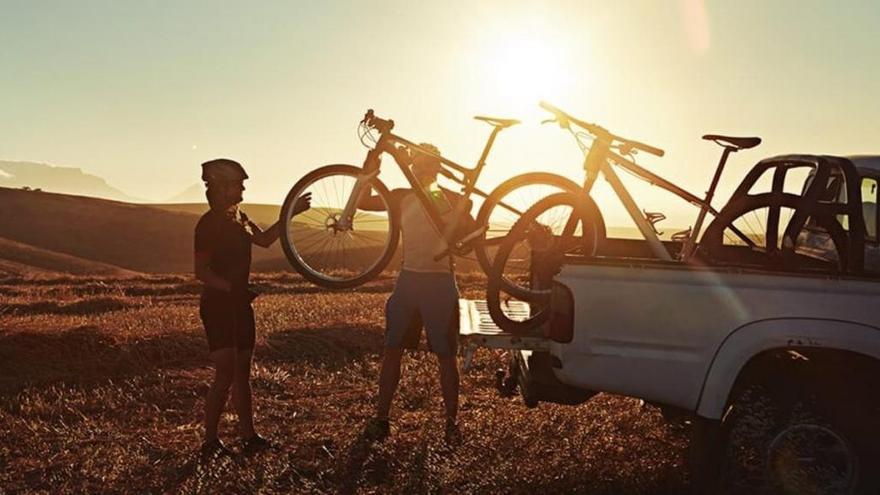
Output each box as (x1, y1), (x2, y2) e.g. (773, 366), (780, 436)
(0, 160), (143, 203)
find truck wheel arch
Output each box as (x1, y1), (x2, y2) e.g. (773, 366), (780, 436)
(695, 318), (880, 419)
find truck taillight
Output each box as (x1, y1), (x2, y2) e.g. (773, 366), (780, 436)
(545, 282), (574, 343)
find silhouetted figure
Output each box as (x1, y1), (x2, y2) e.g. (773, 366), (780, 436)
(359, 144), (468, 443)
(193, 158), (310, 455)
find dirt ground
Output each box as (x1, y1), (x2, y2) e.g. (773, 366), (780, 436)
(0, 273), (689, 494)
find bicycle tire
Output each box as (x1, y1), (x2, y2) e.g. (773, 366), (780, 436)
(476, 172), (602, 294)
(486, 192), (603, 334)
(700, 193), (848, 273)
(279, 164), (400, 289)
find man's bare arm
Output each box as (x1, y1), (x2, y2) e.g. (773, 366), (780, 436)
(358, 193), (388, 211)
(359, 188), (405, 212)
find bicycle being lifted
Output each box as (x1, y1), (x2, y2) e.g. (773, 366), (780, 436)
(487, 101), (761, 332)
(278, 109), (584, 289)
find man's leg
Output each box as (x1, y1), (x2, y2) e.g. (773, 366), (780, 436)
(205, 348), (235, 442)
(437, 353), (460, 424)
(377, 346), (405, 420)
(232, 347), (255, 439)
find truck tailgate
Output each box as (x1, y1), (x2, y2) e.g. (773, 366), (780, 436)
(458, 299), (551, 369)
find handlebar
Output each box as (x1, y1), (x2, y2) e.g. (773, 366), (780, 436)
(361, 109), (394, 134)
(539, 101), (665, 157)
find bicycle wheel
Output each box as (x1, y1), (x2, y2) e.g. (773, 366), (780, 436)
(487, 192), (603, 334)
(700, 193), (848, 273)
(476, 172), (601, 293)
(279, 164), (400, 289)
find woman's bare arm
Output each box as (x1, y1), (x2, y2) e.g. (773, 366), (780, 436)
(250, 222), (280, 248)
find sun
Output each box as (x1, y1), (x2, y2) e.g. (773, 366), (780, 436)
(476, 24), (575, 117)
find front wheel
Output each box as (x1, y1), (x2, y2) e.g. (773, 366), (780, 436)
(279, 164), (400, 289)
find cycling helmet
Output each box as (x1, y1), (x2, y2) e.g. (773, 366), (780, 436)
(201, 158), (248, 183)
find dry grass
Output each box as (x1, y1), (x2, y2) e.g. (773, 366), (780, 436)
(0, 272), (688, 494)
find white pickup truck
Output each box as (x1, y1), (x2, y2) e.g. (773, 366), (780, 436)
(461, 155), (880, 494)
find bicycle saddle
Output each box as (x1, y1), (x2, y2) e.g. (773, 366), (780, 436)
(474, 116), (521, 128)
(702, 134), (762, 150)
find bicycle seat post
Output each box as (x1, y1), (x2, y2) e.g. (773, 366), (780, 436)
(463, 123), (508, 199)
(680, 146), (735, 260)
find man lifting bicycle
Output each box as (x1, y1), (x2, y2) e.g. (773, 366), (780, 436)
(358, 143), (470, 443)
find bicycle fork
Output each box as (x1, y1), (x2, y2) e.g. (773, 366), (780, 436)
(336, 169), (379, 232)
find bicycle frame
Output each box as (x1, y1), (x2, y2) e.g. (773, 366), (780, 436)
(577, 135), (702, 260)
(337, 117), (506, 247)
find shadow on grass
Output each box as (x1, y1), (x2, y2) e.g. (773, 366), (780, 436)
(2, 297), (135, 316)
(0, 325), (205, 393)
(262, 325), (383, 370)
(0, 323), (383, 393)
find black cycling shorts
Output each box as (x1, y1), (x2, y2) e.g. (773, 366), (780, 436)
(199, 294), (256, 352)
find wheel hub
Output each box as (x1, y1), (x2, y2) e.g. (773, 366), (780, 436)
(324, 213), (354, 235)
(766, 423), (856, 493)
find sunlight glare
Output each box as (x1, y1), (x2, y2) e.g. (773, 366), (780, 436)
(477, 22), (580, 119)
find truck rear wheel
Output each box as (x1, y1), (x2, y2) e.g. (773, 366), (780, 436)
(693, 367), (880, 494)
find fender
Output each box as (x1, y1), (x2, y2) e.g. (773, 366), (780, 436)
(695, 318), (880, 419)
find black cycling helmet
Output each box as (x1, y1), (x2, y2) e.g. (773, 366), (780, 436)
(201, 158), (248, 183)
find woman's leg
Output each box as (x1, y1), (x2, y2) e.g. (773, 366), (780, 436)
(205, 348), (236, 442)
(232, 347), (256, 439)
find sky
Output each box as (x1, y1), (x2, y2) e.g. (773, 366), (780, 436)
(1, 0), (878, 227)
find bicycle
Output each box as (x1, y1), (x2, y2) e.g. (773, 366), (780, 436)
(278, 109), (584, 289)
(486, 101), (761, 332)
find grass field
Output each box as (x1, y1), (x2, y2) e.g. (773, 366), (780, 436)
(0, 272), (689, 494)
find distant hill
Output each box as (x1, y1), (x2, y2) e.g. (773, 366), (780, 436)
(163, 183), (204, 203)
(0, 237), (139, 277)
(0, 160), (142, 202)
(154, 203), (282, 228)
(0, 185), (681, 276)
(0, 187), (290, 273)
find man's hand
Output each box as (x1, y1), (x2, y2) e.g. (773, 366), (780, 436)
(293, 192), (312, 215)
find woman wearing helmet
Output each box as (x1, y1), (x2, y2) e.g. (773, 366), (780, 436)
(194, 158), (310, 454)
(358, 144), (472, 443)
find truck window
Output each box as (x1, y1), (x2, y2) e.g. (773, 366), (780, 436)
(862, 177), (878, 242)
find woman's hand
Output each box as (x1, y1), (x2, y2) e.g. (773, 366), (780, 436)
(293, 192), (312, 215)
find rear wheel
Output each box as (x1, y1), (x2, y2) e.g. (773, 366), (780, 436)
(701, 193), (849, 273)
(486, 192), (604, 334)
(718, 379), (878, 493)
(279, 164), (399, 289)
(476, 173), (589, 293)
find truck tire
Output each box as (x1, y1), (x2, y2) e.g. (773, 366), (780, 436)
(701, 377), (880, 494)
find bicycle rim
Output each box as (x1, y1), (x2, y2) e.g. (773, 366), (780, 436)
(476, 172), (586, 291)
(280, 165), (399, 288)
(487, 192), (599, 333)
